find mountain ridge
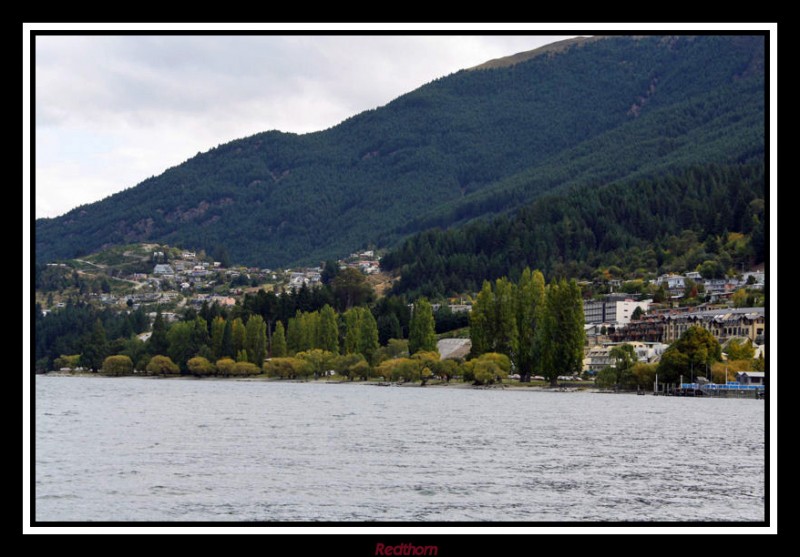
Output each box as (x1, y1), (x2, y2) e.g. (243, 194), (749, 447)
(35, 35), (765, 268)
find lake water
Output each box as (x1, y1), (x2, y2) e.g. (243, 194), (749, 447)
(34, 376), (765, 522)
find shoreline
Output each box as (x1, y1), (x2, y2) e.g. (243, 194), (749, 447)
(37, 371), (598, 392)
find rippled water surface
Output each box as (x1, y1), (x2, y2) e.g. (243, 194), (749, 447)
(35, 376), (765, 522)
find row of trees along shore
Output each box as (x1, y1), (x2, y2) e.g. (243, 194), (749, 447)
(40, 265), (762, 389)
(49, 298), (464, 380)
(97, 348), (517, 387)
(63, 303), (409, 374)
(97, 324), (764, 389)
(46, 268), (588, 387)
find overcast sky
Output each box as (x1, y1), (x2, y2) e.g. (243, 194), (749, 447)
(34, 35), (576, 219)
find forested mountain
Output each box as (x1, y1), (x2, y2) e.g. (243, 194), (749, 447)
(381, 161), (766, 298)
(36, 35), (765, 268)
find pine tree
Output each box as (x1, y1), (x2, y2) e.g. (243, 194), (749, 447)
(271, 321), (287, 358)
(191, 316), (210, 355)
(81, 318), (108, 371)
(149, 311), (169, 356)
(409, 298), (437, 355)
(377, 313), (402, 345)
(221, 318), (234, 358)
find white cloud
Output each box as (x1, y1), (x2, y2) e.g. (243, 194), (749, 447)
(34, 35), (573, 218)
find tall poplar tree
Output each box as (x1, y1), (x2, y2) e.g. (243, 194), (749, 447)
(245, 315), (268, 365)
(493, 278), (518, 362)
(539, 278), (585, 386)
(286, 314), (303, 355)
(319, 305), (340, 354)
(515, 268), (546, 381)
(167, 321), (195, 372)
(409, 298), (437, 355)
(271, 321), (287, 357)
(358, 307), (380, 363)
(343, 308), (362, 355)
(469, 281), (494, 356)
(210, 316), (226, 360)
(301, 311), (320, 352)
(468, 278), (517, 364)
(470, 270), (582, 383)
(231, 317), (246, 357)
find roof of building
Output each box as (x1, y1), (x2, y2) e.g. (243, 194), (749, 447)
(437, 338), (472, 360)
(664, 307), (764, 321)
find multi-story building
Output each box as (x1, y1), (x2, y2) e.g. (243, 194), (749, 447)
(616, 300), (651, 325)
(584, 298), (650, 326)
(583, 301), (613, 324)
(609, 316), (666, 343)
(662, 307), (765, 344)
(584, 345), (614, 373)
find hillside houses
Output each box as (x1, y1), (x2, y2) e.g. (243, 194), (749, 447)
(288, 270), (322, 289)
(153, 264), (174, 277)
(190, 294), (236, 307)
(651, 272), (763, 298)
(655, 274), (686, 290)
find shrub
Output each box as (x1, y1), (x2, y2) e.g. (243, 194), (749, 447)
(215, 358), (236, 377)
(233, 361), (260, 376)
(187, 356), (215, 376)
(102, 355), (133, 376)
(146, 355), (180, 376)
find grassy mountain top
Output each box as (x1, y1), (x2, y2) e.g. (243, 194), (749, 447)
(468, 36), (604, 70)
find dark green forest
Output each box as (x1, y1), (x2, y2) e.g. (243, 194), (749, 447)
(381, 161), (766, 298)
(36, 35), (764, 268)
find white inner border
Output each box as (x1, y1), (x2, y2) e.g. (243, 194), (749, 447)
(22, 21), (778, 535)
